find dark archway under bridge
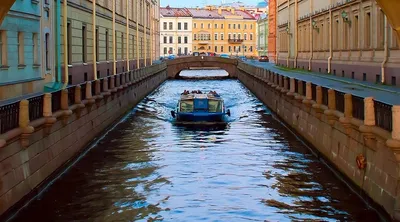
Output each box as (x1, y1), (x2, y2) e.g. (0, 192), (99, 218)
(166, 56), (238, 79)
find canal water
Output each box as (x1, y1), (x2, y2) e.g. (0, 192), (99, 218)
(11, 70), (382, 222)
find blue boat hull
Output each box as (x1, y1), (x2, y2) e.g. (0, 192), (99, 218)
(176, 112), (226, 122)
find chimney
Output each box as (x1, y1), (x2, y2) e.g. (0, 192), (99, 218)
(218, 7), (222, 15)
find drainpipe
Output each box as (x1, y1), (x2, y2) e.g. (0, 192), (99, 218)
(63, 0), (68, 84)
(150, 4), (153, 65)
(381, 14), (388, 84)
(327, 0), (332, 74)
(56, 0), (61, 83)
(92, 0), (97, 80)
(113, 0), (116, 74)
(126, 0), (129, 71)
(136, 0), (140, 68)
(144, 3), (147, 66)
(308, 0), (313, 71)
(265, 20), (267, 56)
(286, 0), (290, 67)
(294, 0), (298, 68)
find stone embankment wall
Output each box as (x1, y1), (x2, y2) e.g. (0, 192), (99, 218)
(0, 63), (167, 216)
(237, 62), (400, 220)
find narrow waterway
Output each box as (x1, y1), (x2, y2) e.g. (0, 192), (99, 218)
(11, 70), (382, 222)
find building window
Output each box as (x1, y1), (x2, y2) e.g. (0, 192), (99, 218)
(392, 76), (397, 86)
(215, 46), (217, 52)
(250, 24), (253, 29)
(378, 10), (385, 48)
(229, 46), (231, 52)
(178, 47), (182, 55)
(229, 24), (231, 29)
(194, 46), (197, 50)
(184, 36), (188, 43)
(233, 46), (236, 52)
(244, 24), (247, 29)
(184, 22), (188, 30)
(121, 33), (124, 60)
(208, 46), (211, 50)
(228, 33), (231, 39)
(18, 32), (24, 65)
(233, 24), (236, 29)
(184, 47), (188, 55)
(106, 30), (109, 60)
(214, 24), (217, 29)
(82, 25), (87, 63)
(244, 33), (247, 40)
(238, 33), (241, 40)
(208, 23), (211, 29)
(169, 22), (173, 30)
(45, 33), (49, 70)
(169, 36), (173, 43)
(238, 24), (241, 29)
(67, 21), (72, 64)
(178, 22), (181, 30)
(163, 36), (167, 43)
(96, 28), (99, 61)
(194, 34), (197, 40)
(178, 36), (181, 43)
(163, 22), (167, 30)
(214, 33), (218, 40)
(354, 15), (359, 50)
(221, 46), (223, 52)
(250, 46), (253, 52)
(201, 23), (204, 29)
(220, 33), (224, 40)
(32, 33), (38, 65)
(0, 30), (6, 66)
(250, 33), (253, 40)
(365, 12), (371, 49)
(169, 47), (172, 54)
(194, 23), (197, 28)
(221, 24), (224, 29)
(233, 34), (236, 40)
(163, 47), (167, 55)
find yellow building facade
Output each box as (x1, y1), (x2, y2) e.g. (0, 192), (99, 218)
(189, 7), (257, 57)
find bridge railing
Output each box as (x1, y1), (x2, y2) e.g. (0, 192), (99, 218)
(240, 64), (397, 137)
(0, 62), (166, 147)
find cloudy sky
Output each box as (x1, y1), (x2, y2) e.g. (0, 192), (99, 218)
(160, 0), (261, 8)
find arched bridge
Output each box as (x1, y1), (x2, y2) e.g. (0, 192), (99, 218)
(166, 56), (238, 78)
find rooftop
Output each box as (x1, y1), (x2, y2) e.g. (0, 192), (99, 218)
(160, 6), (192, 17)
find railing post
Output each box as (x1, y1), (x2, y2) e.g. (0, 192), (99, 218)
(75, 85), (82, 104)
(44, 93), (53, 117)
(281, 77), (289, 93)
(364, 97), (375, 126)
(19, 99), (34, 147)
(86, 81), (93, 99)
(287, 78), (296, 97)
(344, 94), (352, 118)
(298, 80), (303, 96)
(306, 82), (312, 100)
(61, 90), (69, 110)
(392, 106), (400, 140)
(19, 100), (30, 128)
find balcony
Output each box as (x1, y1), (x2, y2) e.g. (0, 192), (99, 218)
(198, 41), (209, 45)
(228, 39), (244, 44)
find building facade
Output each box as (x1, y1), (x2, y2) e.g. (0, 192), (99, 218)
(61, 0), (160, 85)
(276, 0), (400, 86)
(189, 6), (257, 57)
(160, 7), (192, 57)
(0, 0), (43, 100)
(257, 15), (269, 56)
(268, 0), (277, 62)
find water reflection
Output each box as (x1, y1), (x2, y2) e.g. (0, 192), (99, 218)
(11, 70), (382, 222)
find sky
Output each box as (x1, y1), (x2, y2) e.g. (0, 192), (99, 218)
(160, 0), (261, 8)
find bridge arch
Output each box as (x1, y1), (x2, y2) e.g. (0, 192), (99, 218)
(166, 57), (238, 79)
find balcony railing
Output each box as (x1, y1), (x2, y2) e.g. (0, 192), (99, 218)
(198, 41), (209, 45)
(228, 39), (244, 44)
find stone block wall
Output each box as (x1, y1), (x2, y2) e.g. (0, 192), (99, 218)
(237, 62), (400, 220)
(0, 63), (168, 217)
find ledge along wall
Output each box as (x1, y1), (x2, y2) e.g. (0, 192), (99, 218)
(237, 62), (400, 220)
(0, 63), (168, 216)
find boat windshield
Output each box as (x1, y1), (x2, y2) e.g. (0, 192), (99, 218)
(180, 100), (194, 112)
(208, 100), (223, 112)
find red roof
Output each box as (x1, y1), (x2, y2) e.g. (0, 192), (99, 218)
(160, 7), (192, 17)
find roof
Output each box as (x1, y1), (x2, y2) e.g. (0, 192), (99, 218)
(186, 8), (256, 20)
(160, 7), (192, 17)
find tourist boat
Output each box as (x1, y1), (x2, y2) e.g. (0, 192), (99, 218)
(171, 90), (230, 123)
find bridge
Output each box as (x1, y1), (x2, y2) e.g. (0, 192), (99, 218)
(166, 56), (238, 78)
(0, 56), (400, 220)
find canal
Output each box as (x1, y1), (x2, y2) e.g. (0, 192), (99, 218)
(10, 70), (382, 221)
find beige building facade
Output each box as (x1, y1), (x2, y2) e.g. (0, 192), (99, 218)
(276, 0), (400, 86)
